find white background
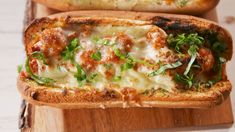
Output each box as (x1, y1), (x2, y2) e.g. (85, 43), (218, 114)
(0, 0), (234, 131)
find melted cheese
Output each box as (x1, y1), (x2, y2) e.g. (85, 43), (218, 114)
(70, 0), (194, 10)
(37, 24), (177, 92)
(116, 0), (138, 10)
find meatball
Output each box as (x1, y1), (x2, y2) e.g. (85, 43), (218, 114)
(116, 33), (134, 52)
(33, 28), (67, 57)
(146, 27), (166, 49)
(197, 47), (215, 71)
(80, 50), (98, 71)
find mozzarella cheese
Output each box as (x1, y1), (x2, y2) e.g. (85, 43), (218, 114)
(37, 24), (177, 92)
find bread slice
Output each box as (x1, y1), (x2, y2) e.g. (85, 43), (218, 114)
(18, 11), (232, 109)
(32, 0), (219, 15)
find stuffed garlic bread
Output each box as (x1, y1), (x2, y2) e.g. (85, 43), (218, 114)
(17, 11), (232, 108)
(33, 0), (219, 15)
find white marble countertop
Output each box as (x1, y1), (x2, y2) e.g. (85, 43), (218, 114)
(0, 0), (234, 131)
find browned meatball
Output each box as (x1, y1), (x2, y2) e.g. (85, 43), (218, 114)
(33, 28), (67, 57)
(146, 27), (166, 50)
(197, 47), (215, 71)
(80, 50), (98, 72)
(117, 33), (134, 52)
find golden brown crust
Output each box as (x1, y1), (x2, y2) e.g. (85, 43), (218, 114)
(17, 77), (231, 109)
(24, 11), (233, 60)
(32, 0), (219, 15)
(20, 11), (233, 108)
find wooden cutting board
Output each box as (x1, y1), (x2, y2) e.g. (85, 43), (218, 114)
(20, 1), (234, 132)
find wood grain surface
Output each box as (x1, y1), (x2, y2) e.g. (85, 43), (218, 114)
(20, 1), (234, 132)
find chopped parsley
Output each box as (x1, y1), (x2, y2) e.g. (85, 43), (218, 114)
(213, 57), (226, 82)
(167, 33), (204, 54)
(61, 38), (80, 60)
(112, 48), (137, 71)
(99, 39), (113, 46)
(93, 36), (115, 46)
(113, 47), (126, 59)
(204, 81), (214, 89)
(87, 73), (99, 83)
(174, 73), (194, 88)
(135, 59), (155, 67)
(25, 58), (54, 85)
(60, 38), (88, 86)
(121, 62), (134, 71)
(17, 65), (23, 73)
(149, 61), (182, 77)
(183, 45), (198, 75)
(104, 63), (112, 69)
(167, 33), (207, 88)
(90, 73), (98, 80)
(91, 51), (102, 61)
(113, 76), (122, 81)
(31, 51), (47, 65)
(73, 63), (87, 86)
(121, 57), (135, 71)
(168, 32), (229, 89)
(168, 33), (204, 76)
(91, 36), (100, 43)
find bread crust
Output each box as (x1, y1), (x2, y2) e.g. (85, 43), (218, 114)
(32, 0), (219, 15)
(17, 78), (231, 109)
(20, 11), (233, 109)
(24, 11), (233, 60)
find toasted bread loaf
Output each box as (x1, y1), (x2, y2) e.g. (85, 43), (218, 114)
(32, 0), (219, 15)
(18, 11), (232, 109)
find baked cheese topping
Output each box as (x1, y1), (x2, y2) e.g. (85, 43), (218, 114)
(33, 25), (178, 92)
(70, 0), (195, 9)
(20, 19), (227, 93)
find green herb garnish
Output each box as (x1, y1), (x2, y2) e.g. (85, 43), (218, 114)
(113, 48), (156, 71)
(17, 65), (23, 73)
(184, 45), (198, 75)
(91, 51), (102, 61)
(168, 33), (204, 76)
(61, 38), (87, 86)
(61, 38), (80, 60)
(121, 62), (134, 71)
(149, 61), (182, 77)
(113, 76), (122, 81)
(214, 57), (226, 82)
(73, 63), (87, 86)
(31, 51), (47, 65)
(120, 57), (135, 71)
(104, 63), (112, 69)
(136, 59), (155, 67)
(174, 73), (194, 88)
(113, 47), (126, 59)
(100, 39), (112, 46)
(25, 58), (54, 85)
(91, 36), (100, 43)
(205, 80), (214, 88)
(90, 73), (98, 80)
(87, 73), (99, 83)
(167, 33), (204, 53)
(93, 37), (115, 46)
